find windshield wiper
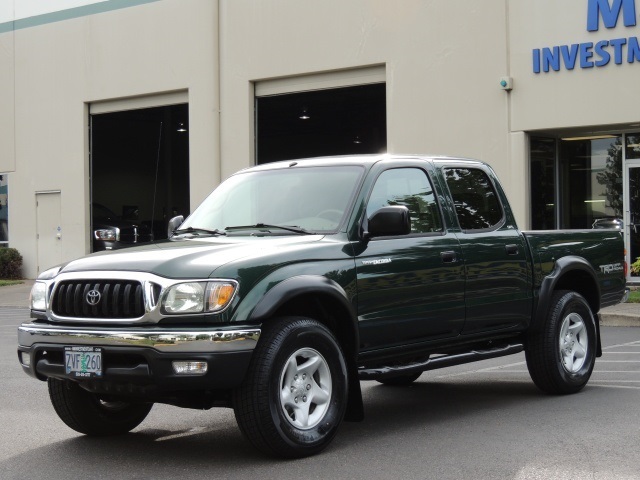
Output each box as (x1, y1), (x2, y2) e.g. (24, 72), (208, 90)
(225, 223), (312, 235)
(174, 226), (227, 236)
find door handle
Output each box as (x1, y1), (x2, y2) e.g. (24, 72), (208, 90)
(505, 244), (519, 255)
(440, 251), (457, 263)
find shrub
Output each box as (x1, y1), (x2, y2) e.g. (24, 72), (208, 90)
(0, 248), (23, 279)
(632, 257), (640, 275)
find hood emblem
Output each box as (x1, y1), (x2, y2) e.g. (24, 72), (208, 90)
(86, 290), (102, 306)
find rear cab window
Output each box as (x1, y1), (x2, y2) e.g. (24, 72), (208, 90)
(443, 167), (504, 232)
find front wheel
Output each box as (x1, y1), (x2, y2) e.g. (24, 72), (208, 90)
(48, 378), (152, 435)
(233, 317), (348, 458)
(525, 290), (597, 394)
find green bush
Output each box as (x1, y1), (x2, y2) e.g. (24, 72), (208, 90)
(0, 248), (23, 279)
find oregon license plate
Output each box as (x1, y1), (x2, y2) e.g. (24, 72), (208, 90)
(64, 346), (102, 378)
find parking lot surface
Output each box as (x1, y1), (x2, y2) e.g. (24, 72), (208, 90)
(2, 307), (639, 480)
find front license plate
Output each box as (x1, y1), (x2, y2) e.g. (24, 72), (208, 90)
(64, 346), (102, 378)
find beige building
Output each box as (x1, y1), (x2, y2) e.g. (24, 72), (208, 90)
(1, 0), (639, 279)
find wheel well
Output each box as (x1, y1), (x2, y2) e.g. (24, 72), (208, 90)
(553, 270), (600, 313)
(269, 293), (357, 358)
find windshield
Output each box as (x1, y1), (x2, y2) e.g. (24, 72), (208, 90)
(181, 165), (364, 234)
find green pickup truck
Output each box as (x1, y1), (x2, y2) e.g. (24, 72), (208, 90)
(18, 155), (627, 458)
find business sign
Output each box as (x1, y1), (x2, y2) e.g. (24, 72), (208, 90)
(533, 0), (640, 73)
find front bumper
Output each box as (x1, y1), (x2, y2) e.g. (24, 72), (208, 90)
(17, 322), (260, 392)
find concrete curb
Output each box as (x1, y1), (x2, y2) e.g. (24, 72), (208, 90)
(600, 302), (640, 327)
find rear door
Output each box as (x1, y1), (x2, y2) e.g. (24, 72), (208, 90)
(441, 164), (532, 334)
(355, 162), (465, 351)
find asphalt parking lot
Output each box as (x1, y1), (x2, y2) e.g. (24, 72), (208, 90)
(1, 306), (639, 480)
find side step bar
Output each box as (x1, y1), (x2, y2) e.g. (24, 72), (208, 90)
(358, 343), (524, 380)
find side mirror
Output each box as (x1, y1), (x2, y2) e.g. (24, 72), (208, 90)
(364, 206), (411, 240)
(167, 215), (184, 238)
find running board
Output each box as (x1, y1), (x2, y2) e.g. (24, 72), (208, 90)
(358, 343), (524, 380)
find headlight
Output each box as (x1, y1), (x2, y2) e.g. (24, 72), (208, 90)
(30, 282), (48, 311)
(161, 281), (237, 315)
(94, 228), (120, 241)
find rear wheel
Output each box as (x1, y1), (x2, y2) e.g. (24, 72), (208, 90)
(525, 290), (597, 394)
(48, 378), (152, 435)
(233, 317), (348, 458)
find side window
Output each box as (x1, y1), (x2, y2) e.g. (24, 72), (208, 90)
(444, 167), (503, 231)
(366, 168), (443, 234)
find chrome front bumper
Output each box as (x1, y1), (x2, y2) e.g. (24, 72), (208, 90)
(18, 323), (261, 353)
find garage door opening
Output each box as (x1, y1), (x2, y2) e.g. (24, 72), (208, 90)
(256, 83), (386, 164)
(90, 104), (189, 251)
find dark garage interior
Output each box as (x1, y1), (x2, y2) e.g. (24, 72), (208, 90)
(256, 83), (387, 164)
(90, 104), (190, 251)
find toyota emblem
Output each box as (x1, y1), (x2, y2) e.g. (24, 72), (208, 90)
(86, 289), (101, 306)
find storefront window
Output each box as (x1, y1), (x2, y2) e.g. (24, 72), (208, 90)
(626, 133), (640, 160)
(530, 137), (556, 230)
(559, 135), (622, 229)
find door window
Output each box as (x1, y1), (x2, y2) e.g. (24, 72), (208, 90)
(366, 168), (442, 234)
(444, 168), (503, 231)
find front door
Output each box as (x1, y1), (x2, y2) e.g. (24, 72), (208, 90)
(355, 165), (465, 352)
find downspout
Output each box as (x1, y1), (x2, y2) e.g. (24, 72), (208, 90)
(216, 0), (223, 185)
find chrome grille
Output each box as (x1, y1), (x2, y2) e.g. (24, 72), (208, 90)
(52, 280), (145, 319)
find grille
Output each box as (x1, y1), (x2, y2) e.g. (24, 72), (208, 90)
(52, 280), (145, 319)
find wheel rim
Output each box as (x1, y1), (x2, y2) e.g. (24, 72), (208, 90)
(558, 312), (589, 373)
(279, 347), (332, 430)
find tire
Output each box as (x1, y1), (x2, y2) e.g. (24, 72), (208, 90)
(525, 290), (597, 394)
(48, 378), (152, 435)
(376, 372), (422, 386)
(233, 317), (348, 458)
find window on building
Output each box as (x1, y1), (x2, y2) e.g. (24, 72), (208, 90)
(559, 135), (622, 229)
(256, 83), (386, 164)
(366, 168), (442, 234)
(0, 175), (7, 246)
(530, 137), (556, 230)
(444, 168), (503, 231)
(626, 133), (640, 160)
(530, 134), (623, 230)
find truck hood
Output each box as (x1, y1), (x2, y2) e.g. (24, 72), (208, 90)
(57, 235), (325, 279)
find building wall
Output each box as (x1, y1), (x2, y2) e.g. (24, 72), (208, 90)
(4, 0), (638, 278)
(219, 0), (520, 216)
(0, 0), (220, 278)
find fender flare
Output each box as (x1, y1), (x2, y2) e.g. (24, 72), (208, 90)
(532, 255), (600, 333)
(249, 274), (359, 346)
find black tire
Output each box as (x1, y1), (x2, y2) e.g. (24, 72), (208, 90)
(525, 290), (597, 394)
(233, 317), (348, 458)
(376, 372), (422, 386)
(48, 378), (152, 435)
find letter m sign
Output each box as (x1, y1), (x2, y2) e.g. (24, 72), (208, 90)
(587, 0), (637, 31)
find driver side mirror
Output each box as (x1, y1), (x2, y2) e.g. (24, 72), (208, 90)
(363, 206), (411, 240)
(167, 215), (184, 238)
